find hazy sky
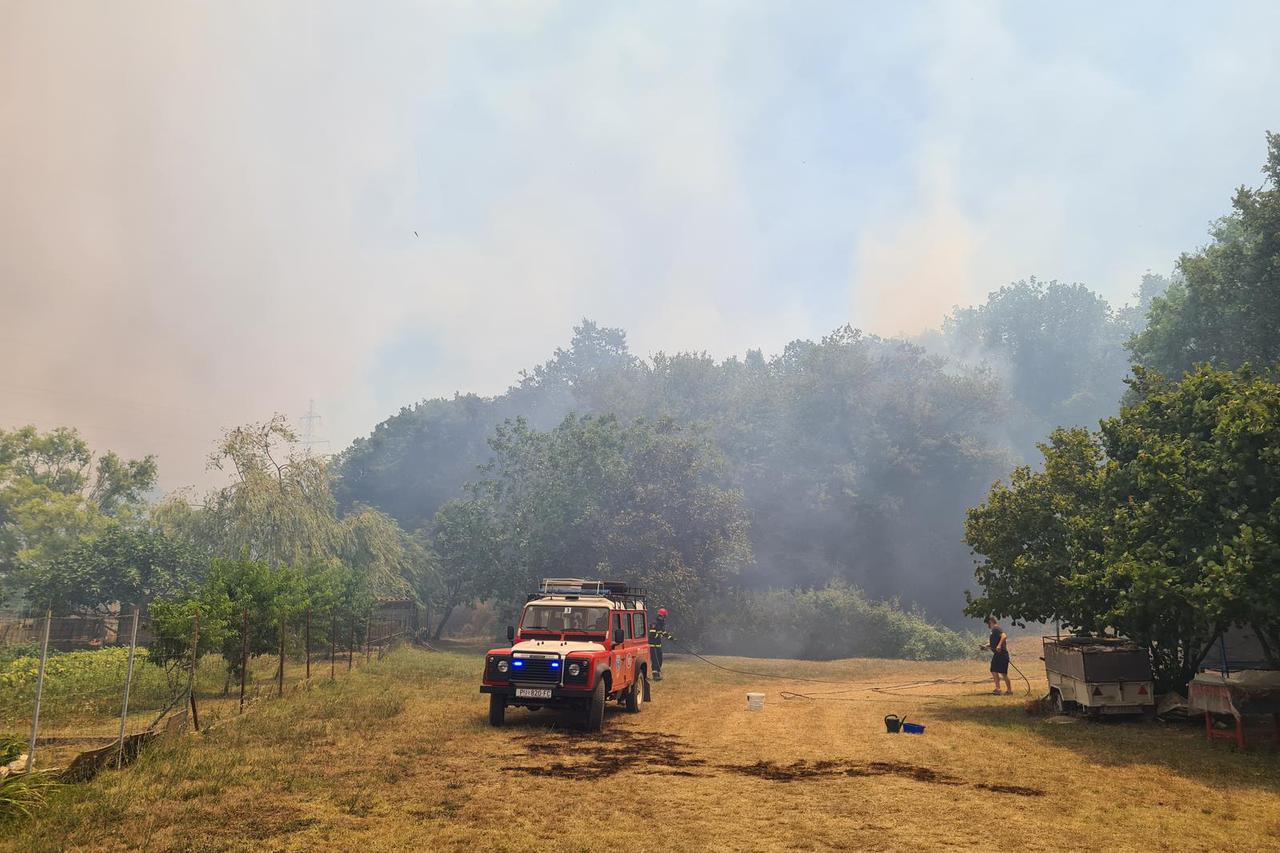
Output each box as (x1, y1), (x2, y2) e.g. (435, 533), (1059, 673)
(3, 1), (1279, 491)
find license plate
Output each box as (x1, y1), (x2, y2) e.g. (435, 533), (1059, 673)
(516, 688), (552, 699)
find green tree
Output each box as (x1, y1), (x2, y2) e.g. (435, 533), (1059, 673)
(1129, 133), (1280, 377)
(0, 426), (157, 603)
(429, 498), (499, 639)
(440, 413), (752, 638)
(1100, 366), (1280, 675)
(963, 427), (1111, 634)
(24, 525), (204, 614)
(156, 417), (434, 603)
(149, 557), (373, 684)
(941, 277), (1143, 455)
(965, 365), (1280, 689)
(198, 416), (341, 566)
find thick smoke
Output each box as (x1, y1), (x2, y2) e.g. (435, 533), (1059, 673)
(4, 1), (1277, 496)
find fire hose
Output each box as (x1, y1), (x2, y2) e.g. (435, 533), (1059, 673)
(667, 637), (1030, 700)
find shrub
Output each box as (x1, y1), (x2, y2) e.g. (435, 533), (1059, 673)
(0, 769), (58, 821)
(703, 582), (976, 661)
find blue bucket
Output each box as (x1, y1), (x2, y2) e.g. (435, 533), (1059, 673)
(901, 722), (925, 735)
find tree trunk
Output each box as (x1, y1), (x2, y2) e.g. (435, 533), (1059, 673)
(431, 602), (457, 641)
(1250, 623), (1278, 669)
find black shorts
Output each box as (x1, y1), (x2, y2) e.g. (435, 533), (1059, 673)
(990, 654), (1009, 675)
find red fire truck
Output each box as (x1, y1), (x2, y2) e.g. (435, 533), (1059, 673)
(480, 578), (652, 731)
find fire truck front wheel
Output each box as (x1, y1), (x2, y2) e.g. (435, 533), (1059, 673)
(488, 694), (506, 727)
(584, 678), (606, 731)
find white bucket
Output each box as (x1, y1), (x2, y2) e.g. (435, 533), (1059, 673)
(746, 692), (765, 711)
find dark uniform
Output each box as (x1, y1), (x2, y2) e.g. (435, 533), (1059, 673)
(649, 615), (673, 680)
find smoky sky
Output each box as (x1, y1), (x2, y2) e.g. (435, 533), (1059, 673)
(3, 1), (1279, 491)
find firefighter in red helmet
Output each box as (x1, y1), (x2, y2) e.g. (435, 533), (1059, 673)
(649, 607), (673, 681)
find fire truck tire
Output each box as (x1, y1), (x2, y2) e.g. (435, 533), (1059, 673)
(626, 671), (646, 713)
(585, 678), (606, 731)
(488, 694), (506, 727)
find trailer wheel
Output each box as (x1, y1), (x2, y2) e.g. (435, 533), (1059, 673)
(488, 694), (506, 727)
(1050, 689), (1065, 715)
(626, 670), (646, 713)
(584, 678), (606, 731)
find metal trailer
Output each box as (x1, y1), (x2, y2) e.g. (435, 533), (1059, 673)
(1043, 635), (1156, 718)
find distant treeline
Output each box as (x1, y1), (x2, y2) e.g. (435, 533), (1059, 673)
(333, 284), (1159, 625)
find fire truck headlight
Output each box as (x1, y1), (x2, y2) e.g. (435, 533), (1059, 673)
(568, 662), (581, 676)
(497, 660), (509, 673)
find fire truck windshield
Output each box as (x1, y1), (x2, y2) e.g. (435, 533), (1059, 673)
(521, 605), (610, 635)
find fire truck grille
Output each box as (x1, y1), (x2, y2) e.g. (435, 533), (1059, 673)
(511, 657), (561, 684)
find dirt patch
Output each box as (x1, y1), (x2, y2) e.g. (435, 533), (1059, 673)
(502, 729), (706, 780)
(718, 758), (964, 786)
(501, 729), (1044, 796)
(974, 783), (1045, 797)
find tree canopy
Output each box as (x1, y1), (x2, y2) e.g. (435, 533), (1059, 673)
(0, 426), (157, 604)
(155, 416), (432, 603)
(433, 413), (752, 638)
(938, 276), (1162, 456)
(25, 525), (204, 615)
(1129, 132), (1280, 378)
(334, 324), (1026, 622)
(965, 365), (1280, 689)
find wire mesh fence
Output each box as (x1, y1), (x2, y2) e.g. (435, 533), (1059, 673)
(0, 605), (416, 776)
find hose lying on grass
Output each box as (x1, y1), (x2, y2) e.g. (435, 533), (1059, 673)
(667, 638), (1031, 701)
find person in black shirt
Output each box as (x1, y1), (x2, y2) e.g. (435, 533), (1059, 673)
(984, 616), (1011, 695)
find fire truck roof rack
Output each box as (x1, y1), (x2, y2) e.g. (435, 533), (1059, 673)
(533, 578), (647, 607)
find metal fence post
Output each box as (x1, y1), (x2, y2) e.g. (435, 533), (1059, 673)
(239, 608), (249, 713)
(187, 611), (201, 732)
(365, 613), (372, 664)
(305, 607), (311, 684)
(277, 611), (285, 697)
(348, 614), (354, 672)
(330, 610), (336, 681)
(116, 607), (140, 769)
(25, 608), (52, 773)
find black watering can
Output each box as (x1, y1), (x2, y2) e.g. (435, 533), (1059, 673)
(884, 714), (905, 733)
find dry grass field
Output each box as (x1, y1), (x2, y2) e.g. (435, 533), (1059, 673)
(5, 638), (1280, 852)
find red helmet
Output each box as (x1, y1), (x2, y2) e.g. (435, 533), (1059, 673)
(657, 608), (668, 617)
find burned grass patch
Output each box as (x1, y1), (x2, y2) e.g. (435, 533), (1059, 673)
(501, 731), (1042, 795)
(718, 758), (964, 786)
(975, 783), (1045, 797)
(502, 729), (706, 780)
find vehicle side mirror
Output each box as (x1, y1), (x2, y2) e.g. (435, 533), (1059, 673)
(612, 628), (625, 645)
(506, 625), (515, 642)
